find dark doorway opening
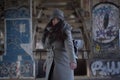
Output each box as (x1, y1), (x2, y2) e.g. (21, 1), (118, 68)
(74, 59), (87, 76)
(36, 59), (45, 78)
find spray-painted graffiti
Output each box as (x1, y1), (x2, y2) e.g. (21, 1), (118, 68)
(94, 38), (118, 54)
(0, 61), (33, 77)
(92, 3), (119, 43)
(21, 61), (33, 77)
(5, 0), (30, 18)
(92, 3), (119, 55)
(5, 19), (33, 62)
(0, 62), (17, 77)
(96, 26), (118, 40)
(1, 0), (34, 79)
(91, 60), (120, 76)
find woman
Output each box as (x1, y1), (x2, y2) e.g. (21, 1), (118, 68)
(42, 8), (77, 80)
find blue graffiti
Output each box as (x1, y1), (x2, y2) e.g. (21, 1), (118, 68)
(21, 61), (33, 77)
(96, 25), (118, 39)
(0, 62), (17, 77)
(0, 61), (33, 77)
(93, 5), (112, 16)
(5, 6), (30, 18)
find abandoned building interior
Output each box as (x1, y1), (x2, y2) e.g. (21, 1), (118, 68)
(0, 0), (120, 80)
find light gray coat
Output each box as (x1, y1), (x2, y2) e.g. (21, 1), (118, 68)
(43, 23), (77, 80)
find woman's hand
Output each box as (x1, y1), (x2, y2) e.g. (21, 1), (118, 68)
(70, 62), (77, 70)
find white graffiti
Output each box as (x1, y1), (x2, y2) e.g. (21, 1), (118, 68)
(91, 61), (120, 76)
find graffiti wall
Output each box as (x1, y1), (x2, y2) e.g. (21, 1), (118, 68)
(92, 2), (119, 56)
(0, 0), (34, 78)
(89, 59), (120, 77)
(0, 61), (33, 78)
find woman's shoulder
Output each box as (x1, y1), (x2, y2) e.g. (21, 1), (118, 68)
(63, 21), (72, 31)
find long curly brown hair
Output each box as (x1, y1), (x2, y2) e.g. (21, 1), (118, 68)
(42, 19), (67, 44)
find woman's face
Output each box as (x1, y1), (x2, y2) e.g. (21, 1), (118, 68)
(52, 18), (59, 26)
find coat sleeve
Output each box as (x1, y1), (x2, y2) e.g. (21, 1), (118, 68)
(64, 27), (77, 63)
(41, 29), (51, 49)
